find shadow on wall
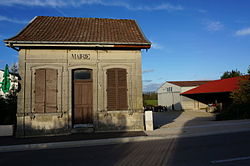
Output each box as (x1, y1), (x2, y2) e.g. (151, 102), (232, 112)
(16, 114), (70, 137)
(16, 111), (146, 137)
(153, 110), (183, 129)
(97, 113), (127, 131)
(96, 112), (145, 132)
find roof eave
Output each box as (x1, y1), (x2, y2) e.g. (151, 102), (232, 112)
(4, 40), (151, 49)
(181, 91), (232, 95)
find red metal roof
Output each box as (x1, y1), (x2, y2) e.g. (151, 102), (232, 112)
(168, 80), (211, 87)
(181, 76), (245, 95)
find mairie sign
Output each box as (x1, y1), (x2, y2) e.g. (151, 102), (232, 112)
(0, 64), (11, 93)
(71, 53), (90, 60)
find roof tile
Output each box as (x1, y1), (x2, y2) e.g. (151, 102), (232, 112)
(5, 16), (151, 45)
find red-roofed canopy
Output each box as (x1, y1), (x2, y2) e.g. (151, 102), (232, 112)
(181, 76), (242, 95)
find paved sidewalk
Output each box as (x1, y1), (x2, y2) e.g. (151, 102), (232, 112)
(149, 111), (250, 137)
(0, 131), (147, 146)
(153, 110), (215, 129)
(1, 115), (250, 153)
(146, 119), (250, 137)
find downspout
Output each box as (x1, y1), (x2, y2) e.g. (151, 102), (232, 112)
(23, 49), (27, 137)
(96, 49), (100, 130)
(66, 49), (71, 131)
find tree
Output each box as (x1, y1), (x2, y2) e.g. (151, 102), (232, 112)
(216, 67), (250, 120)
(9, 63), (18, 74)
(231, 76), (250, 104)
(0, 91), (17, 124)
(247, 65), (250, 75)
(220, 69), (242, 79)
(0, 63), (19, 124)
(9, 63), (19, 93)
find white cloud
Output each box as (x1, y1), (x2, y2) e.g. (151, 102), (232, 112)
(0, 15), (27, 24)
(143, 80), (152, 83)
(143, 69), (154, 74)
(0, 0), (183, 11)
(134, 3), (183, 11)
(205, 21), (224, 31)
(0, 0), (67, 7)
(143, 83), (163, 92)
(235, 27), (250, 36)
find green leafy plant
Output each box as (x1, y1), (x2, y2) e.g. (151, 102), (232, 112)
(216, 75), (250, 120)
(220, 69), (242, 79)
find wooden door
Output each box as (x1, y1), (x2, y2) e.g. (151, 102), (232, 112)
(73, 69), (93, 124)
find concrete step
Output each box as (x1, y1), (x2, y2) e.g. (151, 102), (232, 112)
(71, 127), (94, 133)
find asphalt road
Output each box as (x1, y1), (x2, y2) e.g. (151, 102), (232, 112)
(1, 131), (250, 166)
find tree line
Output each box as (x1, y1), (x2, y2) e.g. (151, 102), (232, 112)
(143, 92), (157, 100)
(220, 65), (250, 79)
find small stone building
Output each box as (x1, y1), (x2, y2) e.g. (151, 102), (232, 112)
(4, 16), (151, 137)
(157, 81), (210, 111)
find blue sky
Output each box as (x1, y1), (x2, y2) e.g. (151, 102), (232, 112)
(0, 0), (250, 91)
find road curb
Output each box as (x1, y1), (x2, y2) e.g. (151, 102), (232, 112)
(1, 128), (250, 153)
(0, 136), (163, 153)
(161, 120), (250, 130)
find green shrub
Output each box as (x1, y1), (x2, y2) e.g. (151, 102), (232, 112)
(216, 75), (250, 121)
(0, 93), (17, 125)
(216, 103), (250, 120)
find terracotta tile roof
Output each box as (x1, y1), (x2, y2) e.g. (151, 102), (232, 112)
(4, 16), (151, 46)
(181, 76), (249, 95)
(168, 81), (211, 87)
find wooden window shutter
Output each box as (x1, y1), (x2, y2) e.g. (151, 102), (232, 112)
(45, 69), (57, 113)
(107, 68), (128, 110)
(107, 69), (117, 110)
(35, 69), (46, 113)
(34, 68), (57, 113)
(117, 69), (128, 110)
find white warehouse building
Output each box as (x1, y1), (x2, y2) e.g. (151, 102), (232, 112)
(157, 81), (210, 111)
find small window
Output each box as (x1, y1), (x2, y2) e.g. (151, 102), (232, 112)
(73, 69), (91, 80)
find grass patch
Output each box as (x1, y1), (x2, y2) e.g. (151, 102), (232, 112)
(144, 100), (158, 106)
